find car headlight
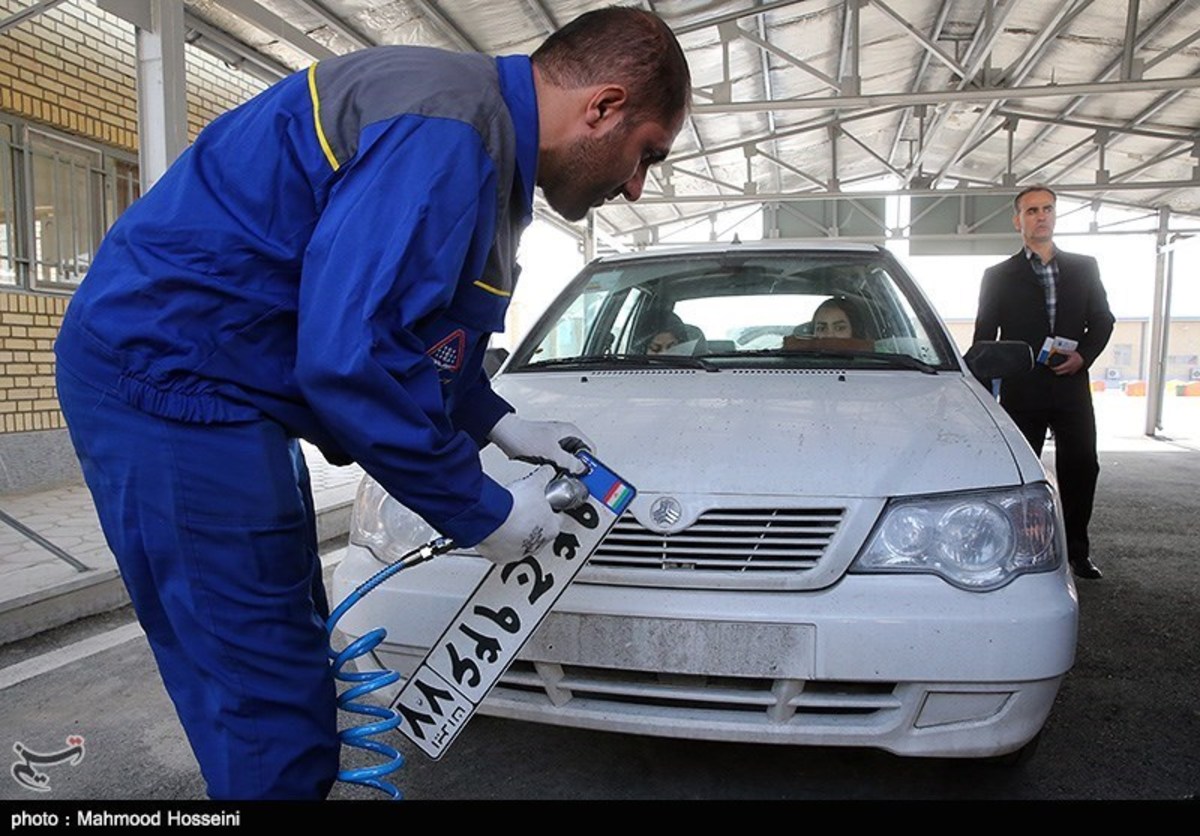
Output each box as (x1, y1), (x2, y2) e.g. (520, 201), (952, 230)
(349, 475), (441, 564)
(851, 482), (1062, 591)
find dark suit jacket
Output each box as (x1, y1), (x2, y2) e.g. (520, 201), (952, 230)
(972, 248), (1115, 411)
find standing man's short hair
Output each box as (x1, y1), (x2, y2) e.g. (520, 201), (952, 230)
(1014, 184), (1057, 213)
(532, 6), (692, 125)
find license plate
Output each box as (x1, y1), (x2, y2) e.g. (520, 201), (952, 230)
(525, 614), (817, 679)
(392, 452), (635, 759)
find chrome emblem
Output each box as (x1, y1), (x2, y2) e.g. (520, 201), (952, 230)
(649, 497), (683, 531)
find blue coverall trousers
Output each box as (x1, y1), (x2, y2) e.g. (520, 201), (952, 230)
(56, 363), (339, 799)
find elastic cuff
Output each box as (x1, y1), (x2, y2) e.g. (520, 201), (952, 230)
(455, 390), (514, 447)
(438, 476), (512, 547)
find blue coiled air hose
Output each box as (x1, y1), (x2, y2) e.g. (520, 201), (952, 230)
(324, 536), (455, 799)
(323, 467), (587, 798)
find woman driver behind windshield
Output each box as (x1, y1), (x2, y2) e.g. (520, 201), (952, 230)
(812, 297), (867, 340)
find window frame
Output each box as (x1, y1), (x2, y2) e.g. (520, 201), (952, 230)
(0, 114), (139, 293)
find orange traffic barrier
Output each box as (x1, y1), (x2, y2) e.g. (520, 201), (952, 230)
(1183, 382), (1200, 397)
(1090, 380), (1106, 393)
(1124, 381), (1147, 396)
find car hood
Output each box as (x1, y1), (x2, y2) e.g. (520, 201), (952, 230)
(489, 368), (1025, 498)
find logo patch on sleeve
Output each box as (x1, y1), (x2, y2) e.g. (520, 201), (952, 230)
(427, 329), (466, 373)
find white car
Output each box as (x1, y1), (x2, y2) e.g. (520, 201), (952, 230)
(332, 241), (1077, 760)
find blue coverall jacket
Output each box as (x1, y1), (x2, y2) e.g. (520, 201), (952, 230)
(56, 48), (540, 547)
(54, 47), (542, 800)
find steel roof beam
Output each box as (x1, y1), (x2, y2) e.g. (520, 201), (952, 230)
(672, 0), (804, 201)
(408, 0), (479, 53)
(959, 0), (1020, 83)
(758, 7), (781, 192)
(292, 0), (375, 49)
(616, 178), (1200, 206)
(1039, 11), (1198, 186)
(0, 0), (69, 34)
(1107, 142), (1195, 184)
(1121, 0), (1141, 81)
(1044, 89), (1191, 183)
(918, 0), (1071, 185)
(994, 107), (1196, 143)
(886, 0), (952, 171)
(605, 203), (764, 242)
(624, 1), (686, 228)
(867, 0), (966, 79)
(937, 117), (1009, 175)
(691, 74), (1200, 113)
(666, 165), (746, 195)
(733, 19), (840, 92)
(837, 0), (859, 92)
(999, 0), (1095, 83)
(182, 13), (293, 83)
(927, 0), (1102, 186)
(1017, 133), (1103, 183)
(1141, 25), (1200, 73)
(672, 0), (817, 36)
(210, 0), (337, 61)
(671, 105), (903, 166)
(756, 148), (829, 190)
(1003, 0), (1191, 169)
(839, 125), (905, 180)
(908, 0), (1091, 185)
(676, 104), (907, 169)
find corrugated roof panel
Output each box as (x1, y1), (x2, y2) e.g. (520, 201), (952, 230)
(175, 0), (1200, 234)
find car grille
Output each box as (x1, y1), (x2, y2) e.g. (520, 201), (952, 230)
(589, 507), (843, 572)
(493, 661), (900, 724)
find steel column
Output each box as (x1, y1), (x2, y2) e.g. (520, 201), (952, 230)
(1145, 208), (1171, 436)
(100, 0), (189, 190)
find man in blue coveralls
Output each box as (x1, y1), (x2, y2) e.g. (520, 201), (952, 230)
(54, 7), (691, 799)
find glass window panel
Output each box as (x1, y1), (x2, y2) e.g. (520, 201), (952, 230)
(111, 158), (140, 220)
(29, 131), (102, 288)
(0, 123), (16, 286)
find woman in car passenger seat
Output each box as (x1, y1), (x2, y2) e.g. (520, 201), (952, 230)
(811, 297), (866, 340)
(641, 311), (690, 354)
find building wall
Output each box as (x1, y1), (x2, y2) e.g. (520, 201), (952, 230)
(0, 292), (65, 432)
(0, 0), (266, 464)
(0, 0), (266, 154)
(1163, 319), (1200, 383)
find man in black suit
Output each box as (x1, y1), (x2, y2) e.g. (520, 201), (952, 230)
(973, 185), (1115, 580)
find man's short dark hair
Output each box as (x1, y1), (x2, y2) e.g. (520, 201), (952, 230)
(1013, 184), (1057, 213)
(532, 6), (691, 126)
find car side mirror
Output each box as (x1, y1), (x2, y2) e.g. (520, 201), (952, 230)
(964, 340), (1033, 381)
(483, 347), (509, 378)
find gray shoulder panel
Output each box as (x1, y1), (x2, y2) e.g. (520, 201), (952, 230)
(310, 45), (523, 297)
(312, 46), (507, 168)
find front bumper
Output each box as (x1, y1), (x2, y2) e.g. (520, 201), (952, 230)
(331, 546), (1077, 757)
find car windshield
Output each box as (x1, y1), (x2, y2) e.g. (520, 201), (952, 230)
(511, 249), (957, 372)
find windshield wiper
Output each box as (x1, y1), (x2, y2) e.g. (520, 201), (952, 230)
(703, 349), (786, 359)
(703, 348), (940, 374)
(521, 353), (719, 372)
(796, 349), (940, 374)
(836, 351), (941, 374)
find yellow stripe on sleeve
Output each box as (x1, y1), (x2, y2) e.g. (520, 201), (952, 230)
(308, 63), (340, 172)
(473, 281), (513, 297)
